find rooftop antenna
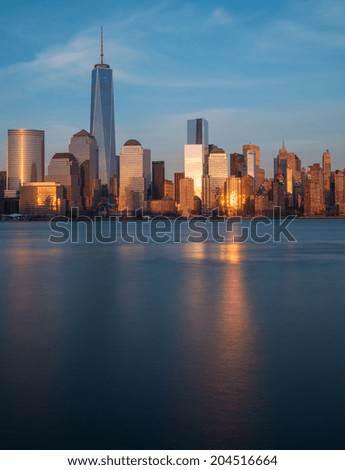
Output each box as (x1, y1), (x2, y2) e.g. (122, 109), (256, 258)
(100, 26), (104, 64)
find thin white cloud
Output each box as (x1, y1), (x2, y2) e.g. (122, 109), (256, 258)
(209, 8), (234, 26)
(0, 33), (143, 91)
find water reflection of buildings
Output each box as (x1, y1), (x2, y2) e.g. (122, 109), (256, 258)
(166, 242), (267, 446)
(2, 243), (64, 446)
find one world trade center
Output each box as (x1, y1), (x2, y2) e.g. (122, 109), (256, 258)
(90, 28), (116, 187)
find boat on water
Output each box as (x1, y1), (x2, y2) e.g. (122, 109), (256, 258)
(1, 213), (25, 221)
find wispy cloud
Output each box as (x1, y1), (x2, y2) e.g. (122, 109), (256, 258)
(209, 8), (235, 26)
(0, 33), (141, 91)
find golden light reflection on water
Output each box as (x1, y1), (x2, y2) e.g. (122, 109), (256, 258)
(219, 242), (241, 264)
(169, 241), (265, 444)
(3, 245), (63, 384)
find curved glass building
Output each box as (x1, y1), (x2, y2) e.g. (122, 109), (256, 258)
(6, 129), (44, 190)
(90, 29), (116, 187)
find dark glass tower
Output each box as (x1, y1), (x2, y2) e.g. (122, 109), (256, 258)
(152, 161), (165, 199)
(187, 118), (208, 145)
(90, 28), (116, 187)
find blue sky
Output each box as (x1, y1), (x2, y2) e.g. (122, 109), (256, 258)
(1, 0), (345, 177)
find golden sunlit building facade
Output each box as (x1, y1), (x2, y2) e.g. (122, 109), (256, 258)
(19, 182), (66, 217)
(179, 177), (194, 217)
(46, 153), (81, 211)
(6, 129), (44, 191)
(203, 147), (228, 211)
(184, 144), (206, 200)
(118, 140), (151, 212)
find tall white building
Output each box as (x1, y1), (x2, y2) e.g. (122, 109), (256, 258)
(118, 140), (151, 212)
(246, 150), (256, 181)
(184, 118), (209, 202)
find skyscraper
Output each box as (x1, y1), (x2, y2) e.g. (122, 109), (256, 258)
(243, 144), (261, 191)
(164, 179), (174, 199)
(203, 147), (228, 210)
(334, 170), (345, 214)
(304, 164), (325, 215)
(46, 153), (81, 210)
(187, 118), (208, 145)
(174, 172), (185, 203)
(322, 149), (332, 206)
(69, 130), (100, 209)
(118, 140), (151, 212)
(69, 130), (99, 184)
(230, 152), (246, 177)
(184, 118), (209, 201)
(242, 144), (261, 170)
(179, 178), (194, 217)
(6, 129), (44, 190)
(152, 161), (165, 199)
(90, 28), (116, 187)
(184, 144), (205, 200)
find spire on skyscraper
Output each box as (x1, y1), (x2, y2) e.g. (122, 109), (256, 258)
(100, 26), (104, 65)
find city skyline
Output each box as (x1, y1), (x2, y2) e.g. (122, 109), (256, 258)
(0, 0), (345, 177)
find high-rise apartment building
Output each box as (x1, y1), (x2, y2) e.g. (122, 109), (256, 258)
(322, 150), (332, 206)
(118, 140), (151, 212)
(6, 129), (44, 190)
(90, 29), (116, 187)
(334, 170), (345, 214)
(304, 164), (325, 215)
(152, 161), (165, 199)
(0, 171), (6, 214)
(0, 171), (6, 195)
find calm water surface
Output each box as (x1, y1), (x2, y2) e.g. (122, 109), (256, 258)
(0, 219), (344, 449)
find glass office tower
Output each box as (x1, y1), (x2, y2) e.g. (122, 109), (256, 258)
(187, 118), (209, 145)
(90, 29), (116, 187)
(6, 129), (44, 190)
